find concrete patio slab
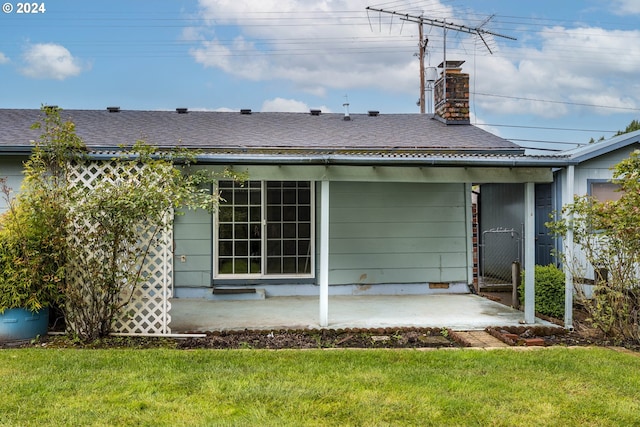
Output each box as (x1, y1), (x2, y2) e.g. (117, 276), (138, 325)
(169, 294), (555, 333)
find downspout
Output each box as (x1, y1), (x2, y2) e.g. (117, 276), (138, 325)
(564, 165), (575, 329)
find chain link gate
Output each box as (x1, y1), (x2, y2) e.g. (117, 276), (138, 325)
(480, 227), (522, 286)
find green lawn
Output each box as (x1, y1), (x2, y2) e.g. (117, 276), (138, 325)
(1, 347), (639, 426)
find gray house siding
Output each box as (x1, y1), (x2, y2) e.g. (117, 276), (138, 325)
(571, 146), (639, 196)
(0, 157), (27, 212)
(328, 181), (468, 285)
(173, 208), (213, 290)
(172, 179), (471, 297)
(554, 143), (640, 282)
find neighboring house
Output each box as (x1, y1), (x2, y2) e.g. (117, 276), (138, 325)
(479, 130), (640, 294)
(0, 65), (569, 333)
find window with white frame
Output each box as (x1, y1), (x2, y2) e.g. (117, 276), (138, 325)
(216, 180), (314, 277)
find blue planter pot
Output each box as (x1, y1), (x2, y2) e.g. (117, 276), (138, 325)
(0, 308), (49, 342)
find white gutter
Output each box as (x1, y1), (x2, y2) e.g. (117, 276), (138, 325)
(187, 153), (573, 168)
(3, 146), (573, 168)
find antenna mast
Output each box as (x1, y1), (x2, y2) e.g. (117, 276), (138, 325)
(366, 6), (516, 114)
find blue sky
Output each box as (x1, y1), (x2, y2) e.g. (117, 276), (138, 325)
(1, 0), (639, 152)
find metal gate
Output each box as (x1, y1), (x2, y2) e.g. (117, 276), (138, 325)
(480, 227), (522, 285)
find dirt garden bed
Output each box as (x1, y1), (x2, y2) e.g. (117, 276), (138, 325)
(0, 324), (632, 350)
(2, 307), (637, 350)
(2, 327), (458, 350)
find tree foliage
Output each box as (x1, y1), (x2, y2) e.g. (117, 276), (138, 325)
(614, 119), (640, 137)
(1, 107), (239, 341)
(548, 150), (640, 344)
(0, 181), (65, 313)
(0, 107), (77, 313)
(590, 118), (640, 143)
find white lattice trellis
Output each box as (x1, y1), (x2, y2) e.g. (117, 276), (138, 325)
(67, 160), (173, 335)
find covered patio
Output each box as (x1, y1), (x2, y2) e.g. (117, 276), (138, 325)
(169, 294), (554, 333)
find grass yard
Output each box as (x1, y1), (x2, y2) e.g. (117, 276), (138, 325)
(1, 347), (639, 426)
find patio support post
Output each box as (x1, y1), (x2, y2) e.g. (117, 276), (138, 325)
(564, 166), (575, 329)
(524, 182), (536, 324)
(464, 183), (474, 286)
(319, 180), (330, 327)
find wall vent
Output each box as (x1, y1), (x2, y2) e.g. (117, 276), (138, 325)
(107, 106), (120, 113)
(176, 107), (188, 114)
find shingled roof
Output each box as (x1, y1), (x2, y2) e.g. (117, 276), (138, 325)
(0, 108), (517, 149)
(0, 108), (571, 166)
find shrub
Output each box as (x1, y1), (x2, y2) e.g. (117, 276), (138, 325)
(0, 181), (64, 314)
(547, 149), (640, 344)
(13, 107), (239, 342)
(519, 264), (565, 318)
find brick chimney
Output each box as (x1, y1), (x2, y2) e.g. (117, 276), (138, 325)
(433, 60), (470, 125)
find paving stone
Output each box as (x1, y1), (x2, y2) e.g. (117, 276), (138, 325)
(455, 331), (509, 348)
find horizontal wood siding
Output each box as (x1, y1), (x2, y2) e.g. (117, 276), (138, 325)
(0, 157), (27, 212)
(573, 148), (638, 196)
(173, 209), (212, 288)
(328, 182), (468, 285)
(578, 145), (639, 170)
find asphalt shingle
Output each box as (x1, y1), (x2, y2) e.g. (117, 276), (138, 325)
(0, 109), (521, 154)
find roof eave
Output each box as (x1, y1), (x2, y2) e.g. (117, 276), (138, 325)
(188, 153), (571, 167)
(2, 146), (570, 167)
(0, 146), (33, 155)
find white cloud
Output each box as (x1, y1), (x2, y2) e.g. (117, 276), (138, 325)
(188, 1), (640, 119)
(0, 52), (9, 64)
(260, 97), (332, 113)
(190, 0), (453, 97)
(190, 107), (237, 112)
(470, 112), (501, 137)
(470, 25), (640, 118)
(190, 37), (269, 81)
(21, 43), (84, 80)
(261, 98), (309, 112)
(612, 0), (640, 14)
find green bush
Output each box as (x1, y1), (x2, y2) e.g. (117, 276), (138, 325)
(0, 191), (64, 313)
(519, 264), (565, 318)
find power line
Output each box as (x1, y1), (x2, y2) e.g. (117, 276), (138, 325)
(473, 92), (640, 113)
(508, 138), (587, 146)
(476, 123), (619, 133)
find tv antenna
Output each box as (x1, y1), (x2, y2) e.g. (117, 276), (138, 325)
(366, 6), (516, 114)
